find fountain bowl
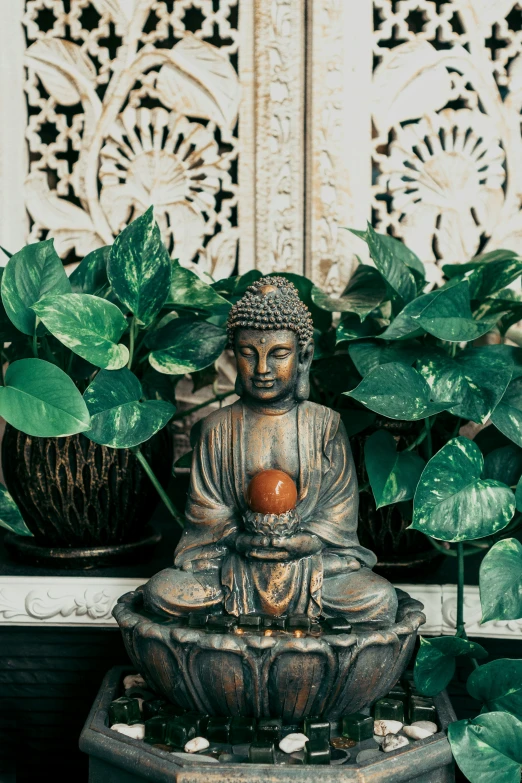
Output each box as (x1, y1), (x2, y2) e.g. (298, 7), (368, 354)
(113, 589), (425, 723)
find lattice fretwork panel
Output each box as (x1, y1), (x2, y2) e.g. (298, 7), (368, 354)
(372, 0), (522, 284)
(23, 0), (240, 280)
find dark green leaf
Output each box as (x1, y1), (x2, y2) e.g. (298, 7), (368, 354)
(83, 368), (175, 449)
(417, 345), (513, 424)
(108, 207), (171, 325)
(212, 269), (262, 298)
(365, 429), (425, 508)
(349, 224), (417, 304)
(349, 339), (419, 376)
(339, 408), (376, 437)
(468, 660), (522, 719)
(448, 712), (522, 783)
(0, 246), (13, 259)
(479, 538), (522, 622)
(345, 362), (452, 420)
(69, 246), (110, 295)
(167, 260), (231, 314)
(377, 293), (433, 340)
(1, 239), (71, 335)
(484, 445), (522, 486)
(32, 293), (129, 370)
(0, 484), (33, 536)
(491, 378), (522, 448)
(468, 259), (522, 301)
(311, 265), (387, 318)
(443, 249), (519, 277)
(444, 253), (522, 301)
(413, 280), (497, 342)
(411, 437), (515, 542)
(175, 451), (193, 469)
(141, 366), (178, 404)
(336, 315), (382, 343)
(148, 317), (227, 376)
(414, 636), (487, 697)
(0, 358), (90, 436)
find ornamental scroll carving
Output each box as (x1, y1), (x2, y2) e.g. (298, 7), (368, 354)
(372, 0), (522, 285)
(23, 0), (240, 280)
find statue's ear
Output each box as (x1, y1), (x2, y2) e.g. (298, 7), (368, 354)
(296, 339), (313, 401)
(298, 339), (314, 372)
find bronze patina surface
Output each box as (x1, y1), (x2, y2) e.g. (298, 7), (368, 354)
(142, 277), (400, 623)
(115, 276), (425, 719)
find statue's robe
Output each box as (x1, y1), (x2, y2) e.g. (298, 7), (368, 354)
(143, 401), (398, 624)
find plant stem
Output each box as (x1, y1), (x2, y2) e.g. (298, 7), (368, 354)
(424, 417), (433, 460)
(127, 317), (136, 370)
(171, 390), (235, 421)
(132, 447), (184, 530)
(456, 541), (465, 636)
(32, 321), (39, 358)
(426, 537), (479, 558)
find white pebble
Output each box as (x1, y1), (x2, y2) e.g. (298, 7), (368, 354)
(373, 734), (384, 745)
(111, 723), (145, 740)
(374, 719), (403, 736)
(412, 721), (437, 734)
(123, 674), (146, 691)
(279, 733), (309, 754)
(170, 752), (218, 764)
(185, 737), (210, 753)
(403, 725), (433, 740)
(382, 734), (409, 753)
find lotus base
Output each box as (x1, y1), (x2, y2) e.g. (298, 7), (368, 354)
(113, 588), (425, 722)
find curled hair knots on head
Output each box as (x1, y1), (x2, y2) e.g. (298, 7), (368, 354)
(227, 276), (314, 347)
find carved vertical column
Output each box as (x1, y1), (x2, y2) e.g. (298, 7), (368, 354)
(305, 0), (373, 291)
(239, 0), (306, 275)
(0, 0), (28, 260)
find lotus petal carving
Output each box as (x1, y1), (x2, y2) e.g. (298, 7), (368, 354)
(114, 589), (425, 722)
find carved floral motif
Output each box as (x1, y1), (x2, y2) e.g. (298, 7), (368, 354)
(23, 0), (240, 279)
(372, 1), (522, 275)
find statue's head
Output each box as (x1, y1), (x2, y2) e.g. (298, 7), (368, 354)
(227, 277), (314, 404)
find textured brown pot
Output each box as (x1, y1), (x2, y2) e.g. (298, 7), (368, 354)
(2, 424), (173, 547)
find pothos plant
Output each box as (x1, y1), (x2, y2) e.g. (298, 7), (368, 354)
(0, 207), (234, 537)
(308, 225), (522, 783)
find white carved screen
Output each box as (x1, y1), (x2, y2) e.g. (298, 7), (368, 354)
(2, 1), (522, 293)
(18, 0), (241, 281)
(306, 0), (522, 290)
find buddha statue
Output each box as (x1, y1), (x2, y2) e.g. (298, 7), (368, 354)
(143, 276), (398, 626)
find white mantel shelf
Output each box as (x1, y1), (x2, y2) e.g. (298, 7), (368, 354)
(0, 578), (519, 639)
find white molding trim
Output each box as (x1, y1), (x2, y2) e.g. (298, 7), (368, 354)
(0, 577), (146, 627)
(0, 578), (519, 638)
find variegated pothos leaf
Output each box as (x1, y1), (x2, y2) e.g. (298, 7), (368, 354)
(411, 437), (515, 541)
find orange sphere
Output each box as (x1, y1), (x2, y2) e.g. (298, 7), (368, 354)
(246, 470), (298, 515)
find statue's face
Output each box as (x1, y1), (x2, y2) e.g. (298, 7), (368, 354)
(235, 328), (305, 403)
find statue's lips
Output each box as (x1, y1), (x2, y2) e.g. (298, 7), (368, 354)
(253, 379), (275, 388)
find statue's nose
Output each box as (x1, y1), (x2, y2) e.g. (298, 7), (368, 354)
(256, 354), (269, 375)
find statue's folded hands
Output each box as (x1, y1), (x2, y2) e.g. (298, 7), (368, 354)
(269, 532), (323, 558)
